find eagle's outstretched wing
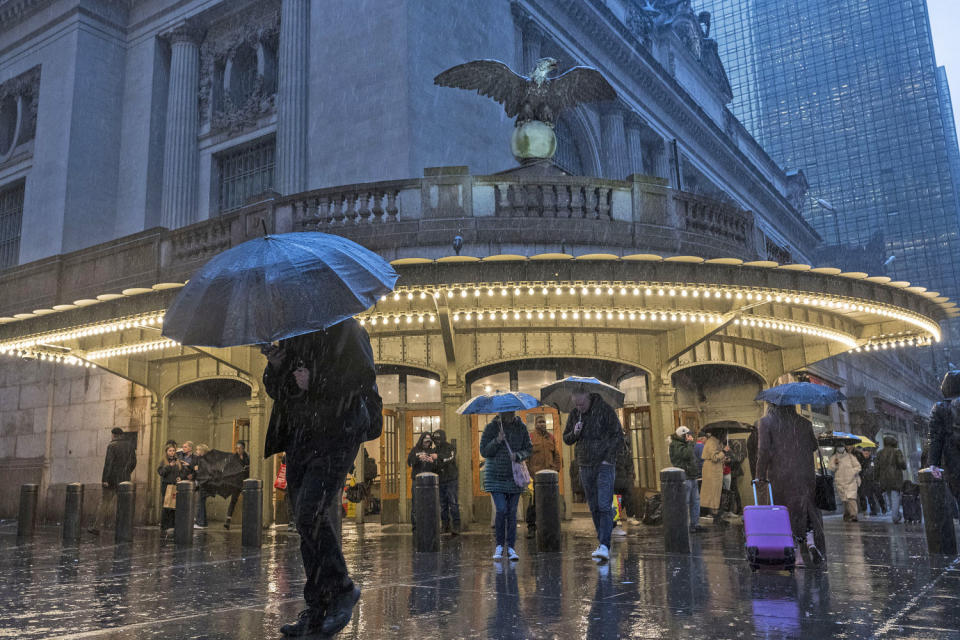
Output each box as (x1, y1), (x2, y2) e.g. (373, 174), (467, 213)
(546, 66), (617, 113)
(434, 60), (530, 118)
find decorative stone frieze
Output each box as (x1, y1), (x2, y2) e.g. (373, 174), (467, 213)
(198, 1), (281, 135)
(0, 65), (40, 162)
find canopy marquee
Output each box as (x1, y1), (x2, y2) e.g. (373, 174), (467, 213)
(0, 253), (950, 377)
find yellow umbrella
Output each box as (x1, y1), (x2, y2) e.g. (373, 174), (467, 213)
(855, 435), (878, 448)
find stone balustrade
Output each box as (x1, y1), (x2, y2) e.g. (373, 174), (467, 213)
(0, 167), (773, 318)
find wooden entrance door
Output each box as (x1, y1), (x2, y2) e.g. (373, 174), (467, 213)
(624, 406), (657, 491)
(674, 409), (701, 435)
(379, 409), (400, 523)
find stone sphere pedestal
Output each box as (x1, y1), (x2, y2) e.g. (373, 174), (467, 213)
(511, 120), (557, 162)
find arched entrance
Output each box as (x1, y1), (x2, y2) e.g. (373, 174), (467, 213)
(163, 378), (252, 525)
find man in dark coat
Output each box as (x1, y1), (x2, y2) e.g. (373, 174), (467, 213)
(406, 432), (438, 531)
(223, 440), (251, 530)
(928, 370), (960, 506)
(562, 391), (624, 562)
(262, 318), (382, 637)
(669, 426), (702, 532)
(89, 427), (136, 535)
(755, 404), (826, 566)
(876, 435), (907, 523)
(433, 429), (461, 534)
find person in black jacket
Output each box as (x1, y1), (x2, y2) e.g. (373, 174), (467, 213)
(157, 443), (188, 533)
(223, 440), (251, 530)
(261, 319), (383, 638)
(433, 429), (461, 534)
(407, 432), (438, 531)
(89, 427), (137, 535)
(928, 370), (960, 505)
(563, 391), (624, 562)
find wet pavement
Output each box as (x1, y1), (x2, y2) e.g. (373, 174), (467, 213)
(1, 514), (958, 639)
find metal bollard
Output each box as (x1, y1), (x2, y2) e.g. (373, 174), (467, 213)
(62, 483), (84, 544)
(918, 470), (958, 556)
(174, 481), (194, 546)
(115, 482), (136, 544)
(660, 468), (690, 554)
(534, 470), (562, 552)
(242, 479), (262, 548)
(414, 472), (440, 552)
(17, 483), (39, 539)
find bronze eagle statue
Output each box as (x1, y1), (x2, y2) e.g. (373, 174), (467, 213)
(434, 57), (617, 127)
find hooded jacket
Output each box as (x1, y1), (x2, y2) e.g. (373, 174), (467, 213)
(433, 430), (458, 483)
(407, 433), (439, 480)
(875, 436), (906, 492)
(102, 436), (137, 487)
(669, 434), (699, 480)
(562, 393), (623, 467)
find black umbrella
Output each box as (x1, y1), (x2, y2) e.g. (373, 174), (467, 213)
(701, 420), (754, 436)
(196, 450), (246, 498)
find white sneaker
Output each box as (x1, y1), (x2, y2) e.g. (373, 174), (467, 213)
(612, 526), (627, 537)
(492, 545), (503, 560)
(590, 545), (602, 558)
(594, 544), (610, 561)
(507, 547), (519, 561)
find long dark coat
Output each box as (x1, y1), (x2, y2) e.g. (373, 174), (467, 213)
(755, 406), (825, 549)
(875, 436), (906, 492)
(102, 438), (136, 487)
(262, 319), (381, 468)
(407, 432), (439, 481)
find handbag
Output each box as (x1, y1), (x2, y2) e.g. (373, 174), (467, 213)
(163, 483), (177, 509)
(815, 448), (837, 511)
(274, 462), (287, 490)
(501, 424), (531, 489)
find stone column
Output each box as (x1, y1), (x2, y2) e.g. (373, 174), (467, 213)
(275, 0), (310, 195)
(649, 383), (677, 482)
(625, 113), (646, 177)
(160, 22), (204, 229)
(247, 393), (272, 526)
(520, 21), (543, 75)
(441, 383), (469, 524)
(653, 137), (673, 186)
(600, 102), (628, 181)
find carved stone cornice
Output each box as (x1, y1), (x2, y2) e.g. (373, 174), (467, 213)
(162, 20), (206, 47)
(0, 0), (50, 30)
(0, 65), (40, 155)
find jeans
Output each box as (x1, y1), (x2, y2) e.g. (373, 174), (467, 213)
(885, 490), (902, 523)
(439, 479), (461, 528)
(580, 462), (615, 548)
(491, 492), (521, 547)
(685, 479), (701, 528)
(195, 489), (211, 526)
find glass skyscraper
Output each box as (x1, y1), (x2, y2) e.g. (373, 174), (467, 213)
(698, 0), (960, 327)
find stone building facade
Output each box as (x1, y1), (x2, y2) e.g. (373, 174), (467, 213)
(0, 0), (950, 526)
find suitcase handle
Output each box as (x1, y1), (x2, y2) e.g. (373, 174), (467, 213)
(751, 479), (773, 505)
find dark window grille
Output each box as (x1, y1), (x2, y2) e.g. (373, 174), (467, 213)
(0, 180), (24, 269)
(217, 138), (275, 213)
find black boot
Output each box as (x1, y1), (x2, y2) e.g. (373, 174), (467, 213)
(280, 608), (325, 637)
(321, 586), (361, 635)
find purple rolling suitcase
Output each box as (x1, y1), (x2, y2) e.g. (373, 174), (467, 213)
(744, 481), (795, 571)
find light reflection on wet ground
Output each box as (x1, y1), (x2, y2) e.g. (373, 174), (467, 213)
(0, 515), (958, 639)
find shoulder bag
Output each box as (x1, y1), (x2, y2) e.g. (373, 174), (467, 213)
(501, 424), (531, 489)
(815, 448), (837, 511)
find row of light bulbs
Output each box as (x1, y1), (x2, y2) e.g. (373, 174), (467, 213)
(0, 313), (166, 353)
(0, 349), (96, 367)
(732, 317), (857, 349)
(380, 282), (940, 341)
(858, 337), (934, 351)
(86, 339), (180, 360)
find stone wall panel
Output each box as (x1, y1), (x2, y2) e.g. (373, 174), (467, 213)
(16, 433), (45, 457)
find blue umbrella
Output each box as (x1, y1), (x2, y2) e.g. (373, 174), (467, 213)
(755, 382), (845, 406)
(539, 376), (625, 412)
(162, 232), (398, 347)
(457, 391), (540, 415)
